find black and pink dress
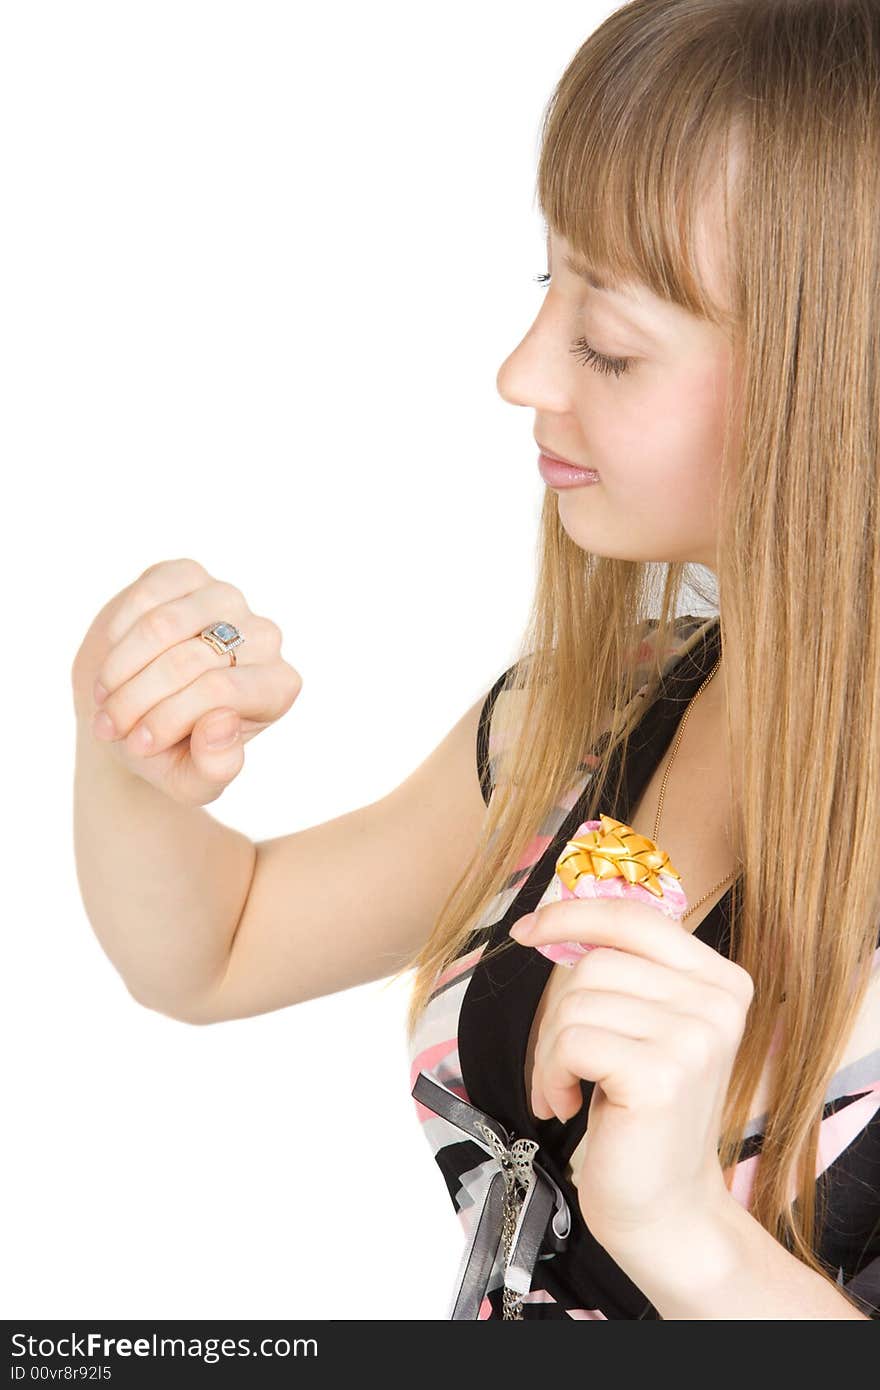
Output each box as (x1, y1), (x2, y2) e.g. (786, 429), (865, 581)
(408, 615), (880, 1319)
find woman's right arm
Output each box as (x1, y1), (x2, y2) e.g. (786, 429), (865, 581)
(184, 688), (490, 1024)
(71, 557), (492, 1025)
(73, 686), (489, 1026)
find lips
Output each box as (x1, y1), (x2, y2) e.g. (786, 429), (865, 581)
(535, 440), (590, 469)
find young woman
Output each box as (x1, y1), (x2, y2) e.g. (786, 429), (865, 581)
(403, 0), (880, 1319)
(72, 0), (880, 1319)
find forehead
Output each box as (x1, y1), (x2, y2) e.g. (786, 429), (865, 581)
(544, 152), (736, 335)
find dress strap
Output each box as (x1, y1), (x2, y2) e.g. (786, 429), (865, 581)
(412, 1069), (571, 1318)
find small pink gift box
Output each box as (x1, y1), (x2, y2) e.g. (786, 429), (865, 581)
(534, 816), (689, 968)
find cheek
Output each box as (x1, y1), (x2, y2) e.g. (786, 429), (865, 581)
(591, 364), (726, 504)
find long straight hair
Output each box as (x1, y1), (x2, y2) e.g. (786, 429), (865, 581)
(389, 0), (880, 1306)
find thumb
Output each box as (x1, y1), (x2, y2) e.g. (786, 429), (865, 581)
(182, 708), (245, 805)
(196, 708), (241, 752)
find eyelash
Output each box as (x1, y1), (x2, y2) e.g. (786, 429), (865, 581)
(533, 270), (632, 379)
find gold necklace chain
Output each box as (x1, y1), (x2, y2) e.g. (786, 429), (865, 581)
(652, 656), (738, 921)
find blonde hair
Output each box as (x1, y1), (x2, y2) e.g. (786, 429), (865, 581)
(388, 0), (880, 1309)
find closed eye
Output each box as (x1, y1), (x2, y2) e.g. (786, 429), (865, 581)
(533, 271), (632, 379)
(568, 336), (632, 378)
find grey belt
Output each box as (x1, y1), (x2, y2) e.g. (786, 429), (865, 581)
(412, 1069), (572, 1319)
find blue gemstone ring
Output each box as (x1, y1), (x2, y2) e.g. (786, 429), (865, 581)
(199, 621), (246, 667)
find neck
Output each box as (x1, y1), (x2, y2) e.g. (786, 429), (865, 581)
(705, 654), (742, 746)
(697, 657), (744, 855)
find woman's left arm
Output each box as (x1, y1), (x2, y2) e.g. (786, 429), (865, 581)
(509, 899), (875, 1320)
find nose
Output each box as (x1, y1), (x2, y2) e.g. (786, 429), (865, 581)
(495, 315), (572, 415)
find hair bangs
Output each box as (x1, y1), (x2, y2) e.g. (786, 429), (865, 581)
(534, 1), (744, 335)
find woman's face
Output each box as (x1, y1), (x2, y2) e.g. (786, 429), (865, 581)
(495, 213), (738, 572)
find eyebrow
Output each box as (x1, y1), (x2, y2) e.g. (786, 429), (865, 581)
(545, 230), (664, 339)
(563, 254), (613, 293)
(546, 229), (632, 296)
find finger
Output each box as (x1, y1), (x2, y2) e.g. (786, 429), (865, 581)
(188, 707), (245, 775)
(566, 956), (742, 1044)
(547, 1025), (656, 1113)
(102, 558), (211, 647)
(110, 661), (300, 760)
(536, 992), (664, 1121)
(533, 1021), (591, 1123)
(97, 577), (252, 701)
(572, 947), (711, 1011)
(155, 717), (248, 808)
(93, 616), (279, 745)
(510, 897), (718, 982)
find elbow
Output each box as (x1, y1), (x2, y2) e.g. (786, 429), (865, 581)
(124, 982), (217, 1027)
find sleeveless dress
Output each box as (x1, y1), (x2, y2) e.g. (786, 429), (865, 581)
(408, 615), (880, 1319)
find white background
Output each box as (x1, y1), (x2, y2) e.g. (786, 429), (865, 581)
(1, 1), (626, 1320)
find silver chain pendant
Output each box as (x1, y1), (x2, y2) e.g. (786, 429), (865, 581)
(475, 1123), (540, 1319)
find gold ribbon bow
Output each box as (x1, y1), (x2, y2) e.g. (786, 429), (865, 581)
(555, 813), (682, 901)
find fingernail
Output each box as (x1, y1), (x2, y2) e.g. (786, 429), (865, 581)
(204, 715), (238, 747)
(92, 710), (116, 740)
(132, 724), (153, 752)
(94, 681), (108, 706)
(509, 915), (534, 938)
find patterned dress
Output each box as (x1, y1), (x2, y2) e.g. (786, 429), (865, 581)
(408, 615), (880, 1319)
